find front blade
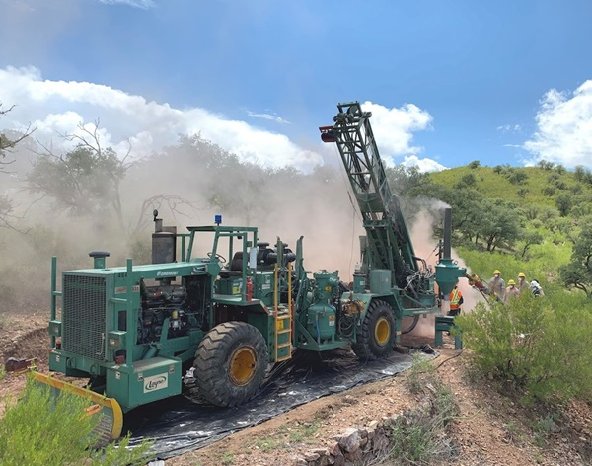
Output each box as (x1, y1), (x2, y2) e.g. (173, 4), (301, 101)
(33, 371), (123, 446)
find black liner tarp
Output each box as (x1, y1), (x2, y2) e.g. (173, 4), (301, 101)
(127, 348), (429, 459)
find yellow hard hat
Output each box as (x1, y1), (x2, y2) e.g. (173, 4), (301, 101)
(518, 272), (526, 278)
(493, 270), (501, 275)
(508, 279), (516, 285)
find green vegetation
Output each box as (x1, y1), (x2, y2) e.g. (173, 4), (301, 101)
(0, 380), (151, 466)
(248, 419), (321, 453)
(404, 353), (436, 394)
(385, 356), (459, 465)
(221, 452), (235, 465)
(456, 294), (592, 401)
(389, 161), (592, 406)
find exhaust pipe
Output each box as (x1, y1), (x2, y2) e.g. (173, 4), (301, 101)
(89, 251), (110, 269)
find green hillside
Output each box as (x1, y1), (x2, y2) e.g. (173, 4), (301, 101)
(428, 163), (592, 209)
(403, 161), (592, 406)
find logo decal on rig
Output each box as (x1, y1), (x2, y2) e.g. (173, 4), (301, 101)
(143, 373), (169, 393)
(156, 271), (178, 277)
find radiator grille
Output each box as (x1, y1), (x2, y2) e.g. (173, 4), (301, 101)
(62, 274), (107, 360)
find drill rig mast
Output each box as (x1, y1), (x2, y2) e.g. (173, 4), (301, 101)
(320, 101), (433, 303)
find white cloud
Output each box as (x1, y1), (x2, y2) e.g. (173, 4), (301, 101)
(0, 66), (437, 174)
(98, 0), (155, 9)
(401, 155), (447, 173)
(523, 80), (592, 168)
(360, 101), (432, 158)
(497, 123), (521, 133)
(0, 66), (322, 172)
(247, 110), (291, 124)
(359, 101), (443, 172)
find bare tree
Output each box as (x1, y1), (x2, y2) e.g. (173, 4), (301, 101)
(28, 120), (131, 230)
(1, 103), (35, 230)
(132, 194), (195, 236)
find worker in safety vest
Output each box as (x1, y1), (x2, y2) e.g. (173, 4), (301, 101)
(504, 279), (520, 304)
(488, 270), (505, 302)
(448, 284), (463, 316)
(517, 272), (528, 293)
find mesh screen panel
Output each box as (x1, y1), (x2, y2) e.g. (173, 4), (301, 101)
(62, 275), (107, 360)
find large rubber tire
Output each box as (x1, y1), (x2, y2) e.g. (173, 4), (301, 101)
(194, 321), (268, 407)
(352, 300), (397, 360)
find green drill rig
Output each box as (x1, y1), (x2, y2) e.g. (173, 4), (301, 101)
(35, 101), (465, 443)
(320, 101), (464, 332)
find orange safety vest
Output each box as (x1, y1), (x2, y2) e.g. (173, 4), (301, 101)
(450, 288), (462, 310)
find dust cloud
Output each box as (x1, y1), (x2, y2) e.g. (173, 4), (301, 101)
(0, 132), (482, 326)
(402, 209), (485, 339)
(0, 135), (364, 312)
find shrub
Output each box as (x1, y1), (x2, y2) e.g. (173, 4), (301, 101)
(455, 294), (592, 402)
(538, 160), (555, 170)
(542, 186), (556, 196)
(468, 160), (481, 169)
(569, 184), (582, 195)
(405, 353), (436, 394)
(508, 171), (528, 185)
(555, 193), (572, 216)
(0, 380), (151, 466)
(574, 165), (587, 182)
(389, 367), (459, 464)
(458, 173), (477, 188)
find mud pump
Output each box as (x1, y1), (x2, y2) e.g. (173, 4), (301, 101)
(34, 101), (465, 443)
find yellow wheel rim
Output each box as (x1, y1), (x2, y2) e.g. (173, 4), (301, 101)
(375, 317), (391, 346)
(229, 347), (257, 386)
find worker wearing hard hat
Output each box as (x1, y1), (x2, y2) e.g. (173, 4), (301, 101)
(488, 270), (505, 302)
(448, 284), (464, 317)
(517, 272), (528, 293)
(504, 279), (521, 303)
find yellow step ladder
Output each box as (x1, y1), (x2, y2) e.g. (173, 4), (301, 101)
(274, 310), (292, 361)
(273, 263), (293, 362)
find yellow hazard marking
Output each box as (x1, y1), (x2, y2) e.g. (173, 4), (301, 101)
(33, 371), (123, 441)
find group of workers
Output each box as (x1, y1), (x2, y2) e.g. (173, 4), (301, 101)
(488, 270), (544, 303)
(447, 270), (544, 316)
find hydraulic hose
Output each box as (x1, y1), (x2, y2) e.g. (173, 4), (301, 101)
(401, 315), (420, 334)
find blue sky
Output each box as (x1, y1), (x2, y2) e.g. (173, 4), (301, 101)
(1, 0), (592, 171)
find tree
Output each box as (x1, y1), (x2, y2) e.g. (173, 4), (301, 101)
(537, 160), (555, 170)
(477, 199), (522, 252)
(468, 160), (481, 169)
(518, 229), (543, 259)
(385, 165), (431, 196)
(457, 172), (477, 188)
(27, 122), (129, 230)
(507, 170), (528, 185)
(0, 103), (34, 173)
(559, 216), (592, 297)
(1, 103), (34, 230)
(574, 165), (587, 182)
(555, 193), (572, 217)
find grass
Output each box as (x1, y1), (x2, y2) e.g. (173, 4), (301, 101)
(249, 420), (322, 454)
(404, 352), (437, 395)
(430, 165), (592, 209)
(221, 452), (235, 465)
(383, 370), (460, 465)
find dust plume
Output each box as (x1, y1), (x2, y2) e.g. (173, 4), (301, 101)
(402, 208), (483, 339)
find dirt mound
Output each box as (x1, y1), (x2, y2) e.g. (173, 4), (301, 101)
(3, 327), (49, 371)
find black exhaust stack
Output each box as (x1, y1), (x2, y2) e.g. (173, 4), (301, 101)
(152, 209), (177, 264)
